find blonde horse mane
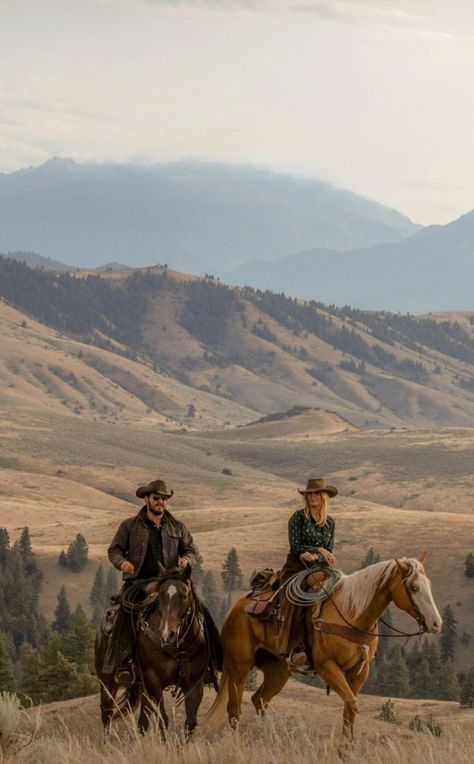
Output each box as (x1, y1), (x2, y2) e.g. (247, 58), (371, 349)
(334, 558), (422, 620)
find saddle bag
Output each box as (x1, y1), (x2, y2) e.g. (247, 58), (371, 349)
(248, 567), (278, 591)
(244, 588), (278, 620)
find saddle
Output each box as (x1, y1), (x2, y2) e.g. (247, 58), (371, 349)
(244, 568), (280, 620)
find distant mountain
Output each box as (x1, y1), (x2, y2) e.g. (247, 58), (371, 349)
(0, 158), (418, 273)
(226, 210), (474, 313)
(1, 250), (77, 271)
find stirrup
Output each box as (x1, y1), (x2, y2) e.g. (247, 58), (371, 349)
(287, 648), (310, 670)
(114, 664), (136, 687)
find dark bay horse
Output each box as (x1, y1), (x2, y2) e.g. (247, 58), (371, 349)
(95, 565), (219, 738)
(205, 554), (441, 739)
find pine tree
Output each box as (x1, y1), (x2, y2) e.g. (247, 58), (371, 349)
(360, 547), (381, 569)
(65, 534), (89, 571)
(0, 528), (10, 568)
(383, 646), (410, 698)
(411, 656), (436, 698)
(90, 564), (105, 609)
(191, 550), (205, 586)
(18, 527), (41, 584)
(440, 605), (457, 661)
(52, 586), (72, 635)
(460, 667), (474, 707)
(0, 633), (14, 692)
(104, 566), (119, 602)
(221, 548), (244, 592)
(436, 660), (461, 701)
(58, 549), (68, 567)
(60, 610), (95, 673)
(202, 571), (220, 620)
(465, 553), (474, 578)
(15, 643), (41, 703)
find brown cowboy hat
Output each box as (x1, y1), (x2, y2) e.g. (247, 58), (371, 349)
(136, 478), (174, 499)
(298, 477), (338, 498)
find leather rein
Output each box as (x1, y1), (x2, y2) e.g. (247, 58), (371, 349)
(312, 561), (427, 644)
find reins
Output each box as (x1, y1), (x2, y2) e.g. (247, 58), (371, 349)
(286, 561), (426, 641)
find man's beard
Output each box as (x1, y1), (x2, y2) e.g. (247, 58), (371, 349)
(148, 506), (164, 516)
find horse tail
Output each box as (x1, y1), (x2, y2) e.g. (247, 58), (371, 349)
(201, 668), (230, 730)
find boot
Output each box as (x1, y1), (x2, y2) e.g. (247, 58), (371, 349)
(287, 646), (310, 670)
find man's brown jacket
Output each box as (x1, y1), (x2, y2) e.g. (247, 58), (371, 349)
(108, 507), (198, 579)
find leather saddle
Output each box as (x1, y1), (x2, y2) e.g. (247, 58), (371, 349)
(244, 568), (280, 620)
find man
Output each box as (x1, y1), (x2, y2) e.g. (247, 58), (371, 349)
(108, 478), (197, 581)
(105, 478), (220, 686)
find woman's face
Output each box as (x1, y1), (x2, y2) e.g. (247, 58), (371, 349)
(307, 491), (323, 511)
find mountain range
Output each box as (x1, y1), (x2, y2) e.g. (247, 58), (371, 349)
(0, 158), (418, 273)
(226, 210), (474, 313)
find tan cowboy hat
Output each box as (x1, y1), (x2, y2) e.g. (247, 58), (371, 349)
(298, 477), (338, 497)
(136, 478), (174, 499)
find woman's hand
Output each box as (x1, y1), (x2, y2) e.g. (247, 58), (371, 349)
(300, 551), (319, 564)
(317, 548), (337, 566)
(120, 560), (135, 575)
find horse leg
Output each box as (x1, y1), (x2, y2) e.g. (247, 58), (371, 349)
(225, 653), (254, 728)
(99, 681), (118, 741)
(138, 670), (166, 738)
(344, 659), (371, 740)
(184, 681), (204, 740)
(316, 659), (359, 740)
(251, 654), (290, 716)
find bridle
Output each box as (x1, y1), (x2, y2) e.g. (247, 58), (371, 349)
(312, 559), (427, 641)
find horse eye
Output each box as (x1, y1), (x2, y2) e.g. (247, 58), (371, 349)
(411, 585), (419, 592)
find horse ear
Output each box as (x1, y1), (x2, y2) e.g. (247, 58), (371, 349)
(417, 551), (428, 564)
(158, 561), (166, 577)
(395, 558), (410, 574)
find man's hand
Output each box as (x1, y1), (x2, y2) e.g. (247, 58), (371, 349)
(120, 561), (135, 575)
(178, 557), (189, 569)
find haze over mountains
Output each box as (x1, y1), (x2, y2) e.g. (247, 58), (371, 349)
(0, 157), (417, 274)
(227, 211), (474, 313)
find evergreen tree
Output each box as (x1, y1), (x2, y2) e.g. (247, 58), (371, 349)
(15, 643), (41, 704)
(221, 548), (244, 592)
(36, 636), (80, 703)
(360, 547), (381, 569)
(90, 564), (105, 609)
(18, 527), (41, 585)
(0, 633), (14, 692)
(411, 656), (435, 698)
(58, 549), (68, 567)
(460, 667), (474, 707)
(440, 605), (457, 661)
(65, 534), (89, 571)
(0, 528), (10, 567)
(104, 566), (119, 602)
(202, 571), (220, 620)
(383, 647), (410, 698)
(191, 550), (205, 586)
(52, 586), (72, 635)
(60, 611), (95, 673)
(436, 660), (461, 701)
(465, 553), (474, 578)
(218, 594), (232, 628)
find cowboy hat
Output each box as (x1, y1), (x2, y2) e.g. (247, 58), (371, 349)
(136, 478), (174, 499)
(298, 477), (338, 497)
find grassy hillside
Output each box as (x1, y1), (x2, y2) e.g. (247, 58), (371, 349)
(2, 257), (474, 429)
(11, 684), (474, 764)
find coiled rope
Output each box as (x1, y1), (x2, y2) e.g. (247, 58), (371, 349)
(285, 565), (343, 606)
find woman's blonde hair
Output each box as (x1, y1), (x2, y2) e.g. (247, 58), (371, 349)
(304, 491), (329, 526)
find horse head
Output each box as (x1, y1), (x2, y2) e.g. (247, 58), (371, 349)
(391, 553), (442, 634)
(144, 563), (194, 648)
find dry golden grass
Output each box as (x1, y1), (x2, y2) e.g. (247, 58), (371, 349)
(5, 683), (473, 764)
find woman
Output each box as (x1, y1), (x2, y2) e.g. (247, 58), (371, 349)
(275, 477), (338, 667)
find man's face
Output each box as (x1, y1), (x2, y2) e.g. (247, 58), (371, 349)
(145, 493), (168, 516)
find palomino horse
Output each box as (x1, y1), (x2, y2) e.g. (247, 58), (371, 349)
(95, 565), (219, 738)
(205, 554), (441, 739)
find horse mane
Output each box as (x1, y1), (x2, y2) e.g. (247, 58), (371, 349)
(334, 558), (422, 619)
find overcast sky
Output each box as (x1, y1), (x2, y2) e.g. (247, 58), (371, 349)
(1, 0), (473, 224)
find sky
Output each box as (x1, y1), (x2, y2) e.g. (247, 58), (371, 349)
(1, 0), (474, 225)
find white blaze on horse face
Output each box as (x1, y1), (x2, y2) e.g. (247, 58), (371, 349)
(412, 572), (442, 633)
(161, 584), (179, 643)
